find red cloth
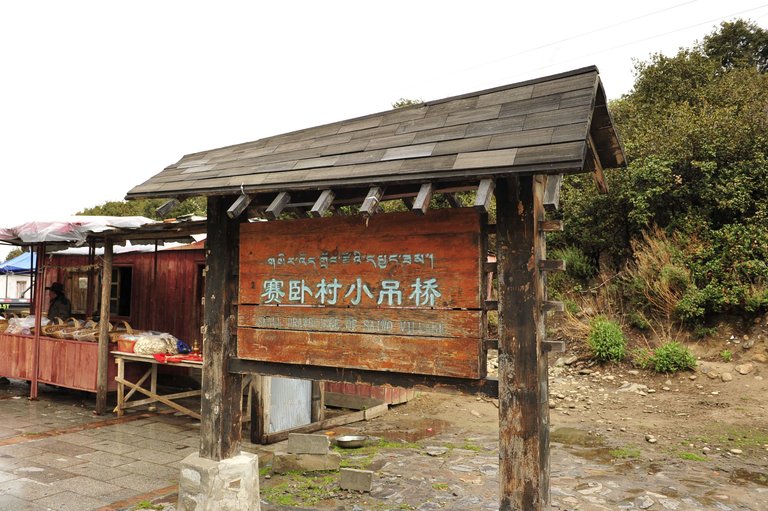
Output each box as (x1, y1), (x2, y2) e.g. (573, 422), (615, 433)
(152, 353), (203, 364)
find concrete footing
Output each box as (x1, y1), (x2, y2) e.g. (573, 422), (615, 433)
(177, 452), (260, 511)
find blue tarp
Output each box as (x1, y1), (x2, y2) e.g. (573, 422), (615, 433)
(0, 252), (36, 274)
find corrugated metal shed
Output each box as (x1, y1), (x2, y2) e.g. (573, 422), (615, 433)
(126, 66), (624, 202)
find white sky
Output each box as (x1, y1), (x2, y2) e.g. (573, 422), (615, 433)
(1, 1), (767, 260)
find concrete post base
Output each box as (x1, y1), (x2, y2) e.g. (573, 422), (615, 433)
(177, 452), (260, 511)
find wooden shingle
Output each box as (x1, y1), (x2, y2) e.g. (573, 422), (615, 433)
(126, 66), (625, 201)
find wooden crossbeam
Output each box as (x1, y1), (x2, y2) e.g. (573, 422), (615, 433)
(542, 301), (565, 313)
(475, 179), (495, 213)
(539, 219), (563, 232)
(412, 183), (434, 215)
(361, 186), (384, 217)
(538, 259), (566, 272)
(445, 193), (463, 208)
(587, 134), (609, 194)
(227, 194), (252, 219)
(544, 174), (563, 212)
(543, 340), (566, 353)
(266, 192), (291, 220)
(310, 189), (335, 217)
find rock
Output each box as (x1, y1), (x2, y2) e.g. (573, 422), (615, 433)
(735, 363), (754, 375)
(469, 410), (481, 418)
(721, 372), (733, 382)
(637, 495), (655, 509)
(743, 339), (755, 349)
(340, 468), (373, 492)
(743, 334), (749, 341)
(702, 446), (710, 453)
(645, 434), (658, 444)
(729, 448), (743, 455)
(664, 379), (673, 386)
(579, 368), (593, 375)
(628, 370), (640, 376)
(563, 356), (579, 366)
(752, 353), (768, 364)
(425, 446), (448, 456)
(617, 383), (649, 394)
(706, 371), (720, 380)
(689, 375), (697, 381)
(662, 386), (671, 391)
(287, 433), (330, 454)
(272, 452), (342, 473)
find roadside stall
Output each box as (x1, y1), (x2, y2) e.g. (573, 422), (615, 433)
(0, 216), (207, 414)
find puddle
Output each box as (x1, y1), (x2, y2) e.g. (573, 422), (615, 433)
(363, 418), (452, 442)
(730, 468), (768, 486)
(550, 427), (606, 448)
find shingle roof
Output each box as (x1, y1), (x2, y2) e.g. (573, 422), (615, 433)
(126, 66), (624, 201)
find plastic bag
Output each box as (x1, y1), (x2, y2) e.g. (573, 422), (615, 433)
(134, 333), (179, 355)
(6, 316), (49, 335)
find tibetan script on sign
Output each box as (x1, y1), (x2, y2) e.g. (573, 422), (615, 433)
(237, 208), (484, 379)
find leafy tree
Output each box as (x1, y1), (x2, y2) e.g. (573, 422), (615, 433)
(77, 197), (206, 220)
(554, 19), (768, 320)
(3, 247), (23, 262)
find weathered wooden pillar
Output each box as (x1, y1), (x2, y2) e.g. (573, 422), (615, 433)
(200, 196), (243, 460)
(495, 175), (548, 509)
(96, 239), (113, 415)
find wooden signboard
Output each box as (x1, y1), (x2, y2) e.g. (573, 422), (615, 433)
(237, 208), (484, 378)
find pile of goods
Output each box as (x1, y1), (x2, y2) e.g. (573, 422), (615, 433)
(2, 316), (191, 357)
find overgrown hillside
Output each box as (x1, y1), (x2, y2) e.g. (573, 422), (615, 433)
(550, 20), (768, 344)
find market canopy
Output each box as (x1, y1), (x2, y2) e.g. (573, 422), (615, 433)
(0, 251), (35, 274)
(126, 66), (625, 209)
(0, 216), (156, 246)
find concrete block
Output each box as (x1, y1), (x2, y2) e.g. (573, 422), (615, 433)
(177, 452), (260, 511)
(287, 433), (330, 454)
(340, 468), (373, 492)
(272, 452), (341, 473)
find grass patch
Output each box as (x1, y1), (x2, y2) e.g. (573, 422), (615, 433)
(432, 483), (450, 490)
(131, 502), (163, 511)
(677, 451), (707, 461)
(260, 472), (337, 507)
(609, 447), (641, 459)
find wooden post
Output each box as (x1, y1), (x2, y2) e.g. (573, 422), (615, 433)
(30, 243), (46, 401)
(249, 375), (271, 444)
(495, 176), (548, 509)
(200, 196), (243, 460)
(311, 381), (325, 422)
(96, 239), (113, 415)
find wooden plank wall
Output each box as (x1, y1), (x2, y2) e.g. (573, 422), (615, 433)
(48, 249), (205, 345)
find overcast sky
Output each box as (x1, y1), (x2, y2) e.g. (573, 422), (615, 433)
(1, 1), (767, 259)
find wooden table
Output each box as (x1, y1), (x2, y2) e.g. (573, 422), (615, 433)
(112, 351), (203, 420)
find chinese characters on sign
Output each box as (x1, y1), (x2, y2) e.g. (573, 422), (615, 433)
(260, 276), (442, 306)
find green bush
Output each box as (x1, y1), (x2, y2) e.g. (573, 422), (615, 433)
(647, 342), (697, 373)
(720, 349), (733, 363)
(587, 317), (626, 362)
(630, 347), (653, 369)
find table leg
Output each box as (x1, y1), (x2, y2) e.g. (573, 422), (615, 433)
(116, 357), (125, 417)
(148, 364), (158, 412)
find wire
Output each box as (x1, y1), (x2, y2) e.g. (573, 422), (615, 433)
(500, 4), (768, 82)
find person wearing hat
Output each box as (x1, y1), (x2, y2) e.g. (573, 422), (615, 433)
(46, 282), (72, 321)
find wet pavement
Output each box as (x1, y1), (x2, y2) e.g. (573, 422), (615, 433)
(0, 379), (766, 510)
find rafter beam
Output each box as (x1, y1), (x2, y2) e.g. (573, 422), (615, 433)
(543, 174), (563, 212)
(474, 179), (495, 213)
(265, 192), (291, 220)
(360, 186), (384, 217)
(412, 183), (434, 215)
(587, 134), (609, 194)
(310, 189), (335, 218)
(226, 193), (253, 219)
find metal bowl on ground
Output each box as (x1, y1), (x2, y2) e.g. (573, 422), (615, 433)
(335, 435), (368, 448)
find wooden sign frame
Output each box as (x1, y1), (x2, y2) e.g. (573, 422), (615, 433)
(237, 208), (485, 379)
